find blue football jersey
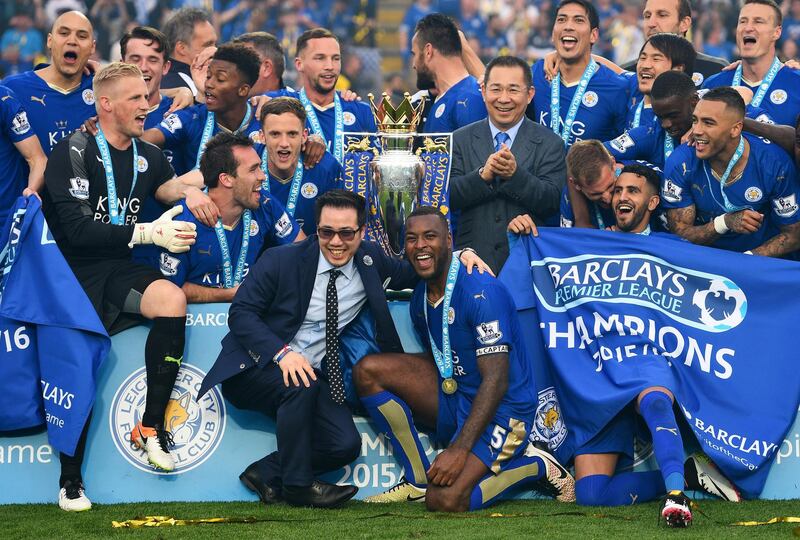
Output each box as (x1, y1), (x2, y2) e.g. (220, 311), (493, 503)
(531, 61), (629, 147)
(267, 89), (377, 157)
(263, 152), (343, 236)
(157, 103), (264, 175)
(422, 75), (487, 134)
(702, 65), (800, 127)
(623, 72), (656, 130)
(145, 95), (174, 130)
(607, 105), (775, 169)
(0, 86), (36, 224)
(661, 133), (800, 252)
(2, 70), (95, 155)
(410, 264), (536, 423)
(157, 194), (299, 287)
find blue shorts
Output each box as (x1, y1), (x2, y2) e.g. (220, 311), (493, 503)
(435, 384), (532, 473)
(575, 404), (636, 461)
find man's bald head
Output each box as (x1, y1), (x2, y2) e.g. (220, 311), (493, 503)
(51, 11), (93, 36)
(47, 10), (95, 80)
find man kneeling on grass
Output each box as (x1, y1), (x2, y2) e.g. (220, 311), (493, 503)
(353, 206), (575, 511)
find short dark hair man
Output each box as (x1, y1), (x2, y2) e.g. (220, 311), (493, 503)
(620, 0), (728, 85)
(412, 13), (487, 133)
(259, 96), (342, 236)
(702, 0), (800, 127)
(156, 132), (304, 303)
(233, 31), (287, 95)
(197, 189), (491, 507)
(450, 55), (565, 273)
(528, 0), (629, 148)
(353, 206), (574, 509)
(663, 86), (800, 256)
(120, 26), (176, 129)
(161, 7), (218, 95)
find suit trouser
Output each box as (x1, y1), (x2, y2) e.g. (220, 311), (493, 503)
(222, 361), (361, 488)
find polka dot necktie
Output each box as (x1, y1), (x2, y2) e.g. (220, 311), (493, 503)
(325, 269), (345, 404)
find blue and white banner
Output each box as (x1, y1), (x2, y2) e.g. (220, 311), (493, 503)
(0, 196), (110, 456)
(499, 229), (800, 499)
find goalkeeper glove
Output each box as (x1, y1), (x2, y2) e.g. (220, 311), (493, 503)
(129, 205), (197, 253)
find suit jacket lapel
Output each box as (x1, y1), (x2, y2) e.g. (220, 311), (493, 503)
(511, 119), (539, 169)
(473, 119), (494, 165)
(298, 238), (320, 319)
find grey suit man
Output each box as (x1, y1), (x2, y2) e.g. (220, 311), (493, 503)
(450, 55), (566, 273)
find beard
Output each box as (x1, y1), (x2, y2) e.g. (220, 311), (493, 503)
(416, 67), (436, 91)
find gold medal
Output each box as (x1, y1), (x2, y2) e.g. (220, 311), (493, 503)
(441, 378), (457, 394)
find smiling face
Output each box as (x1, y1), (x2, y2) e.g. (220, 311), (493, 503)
(636, 42), (678, 95)
(122, 38), (170, 102)
(691, 98), (742, 161)
(296, 37), (341, 95)
(262, 111), (307, 178)
(613, 171), (660, 232)
(229, 145), (265, 210)
(404, 213), (452, 282)
(48, 12), (95, 80)
(642, 0), (691, 38)
(552, 3), (598, 63)
(205, 59), (249, 112)
(317, 206), (363, 266)
(737, 3), (781, 62)
(483, 64), (534, 130)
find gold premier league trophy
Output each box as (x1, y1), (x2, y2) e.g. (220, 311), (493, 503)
(342, 92), (452, 257)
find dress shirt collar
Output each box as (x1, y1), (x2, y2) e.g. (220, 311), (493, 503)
(488, 116), (524, 148)
(316, 250), (357, 280)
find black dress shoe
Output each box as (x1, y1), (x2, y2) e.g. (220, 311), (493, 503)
(282, 480), (358, 508)
(239, 464), (281, 504)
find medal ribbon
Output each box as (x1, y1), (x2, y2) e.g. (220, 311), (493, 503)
(96, 128), (138, 226)
(195, 103), (253, 169)
(299, 88), (343, 162)
(213, 209), (252, 288)
(632, 99), (644, 128)
(262, 156), (304, 216)
(732, 56), (782, 108)
(550, 59), (598, 146)
(423, 255), (460, 381)
(707, 136), (746, 212)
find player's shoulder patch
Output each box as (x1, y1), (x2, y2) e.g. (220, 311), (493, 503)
(609, 132), (635, 153)
(161, 113), (182, 133)
(661, 178), (684, 203)
(273, 211), (294, 238)
(159, 252), (180, 276)
(773, 194), (799, 218)
(10, 110), (30, 136)
(475, 320), (503, 345)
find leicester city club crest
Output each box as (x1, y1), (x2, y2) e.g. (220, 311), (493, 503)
(110, 364), (226, 475)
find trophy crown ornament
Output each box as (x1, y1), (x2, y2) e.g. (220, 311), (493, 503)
(368, 92), (426, 133)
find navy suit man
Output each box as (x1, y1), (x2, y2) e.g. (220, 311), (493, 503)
(199, 189), (487, 507)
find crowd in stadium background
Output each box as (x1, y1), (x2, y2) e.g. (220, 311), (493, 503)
(3, 0), (800, 95)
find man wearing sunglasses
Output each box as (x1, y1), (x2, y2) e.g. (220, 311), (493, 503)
(199, 189), (490, 508)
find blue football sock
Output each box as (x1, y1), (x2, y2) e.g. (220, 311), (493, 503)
(639, 390), (685, 492)
(468, 452), (545, 510)
(576, 472), (665, 506)
(360, 391), (429, 487)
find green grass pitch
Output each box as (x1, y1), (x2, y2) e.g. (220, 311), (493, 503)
(3, 499), (800, 539)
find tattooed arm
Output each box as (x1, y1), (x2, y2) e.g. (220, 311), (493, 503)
(752, 221), (800, 257)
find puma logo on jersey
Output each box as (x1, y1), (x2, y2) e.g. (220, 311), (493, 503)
(71, 145), (85, 158)
(30, 95), (46, 106)
(457, 98), (468, 107)
(197, 247), (212, 256)
(656, 426), (678, 436)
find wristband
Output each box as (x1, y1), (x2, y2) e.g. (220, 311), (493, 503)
(713, 214), (729, 235)
(461, 247), (477, 255)
(743, 250), (753, 255)
(273, 345), (292, 364)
